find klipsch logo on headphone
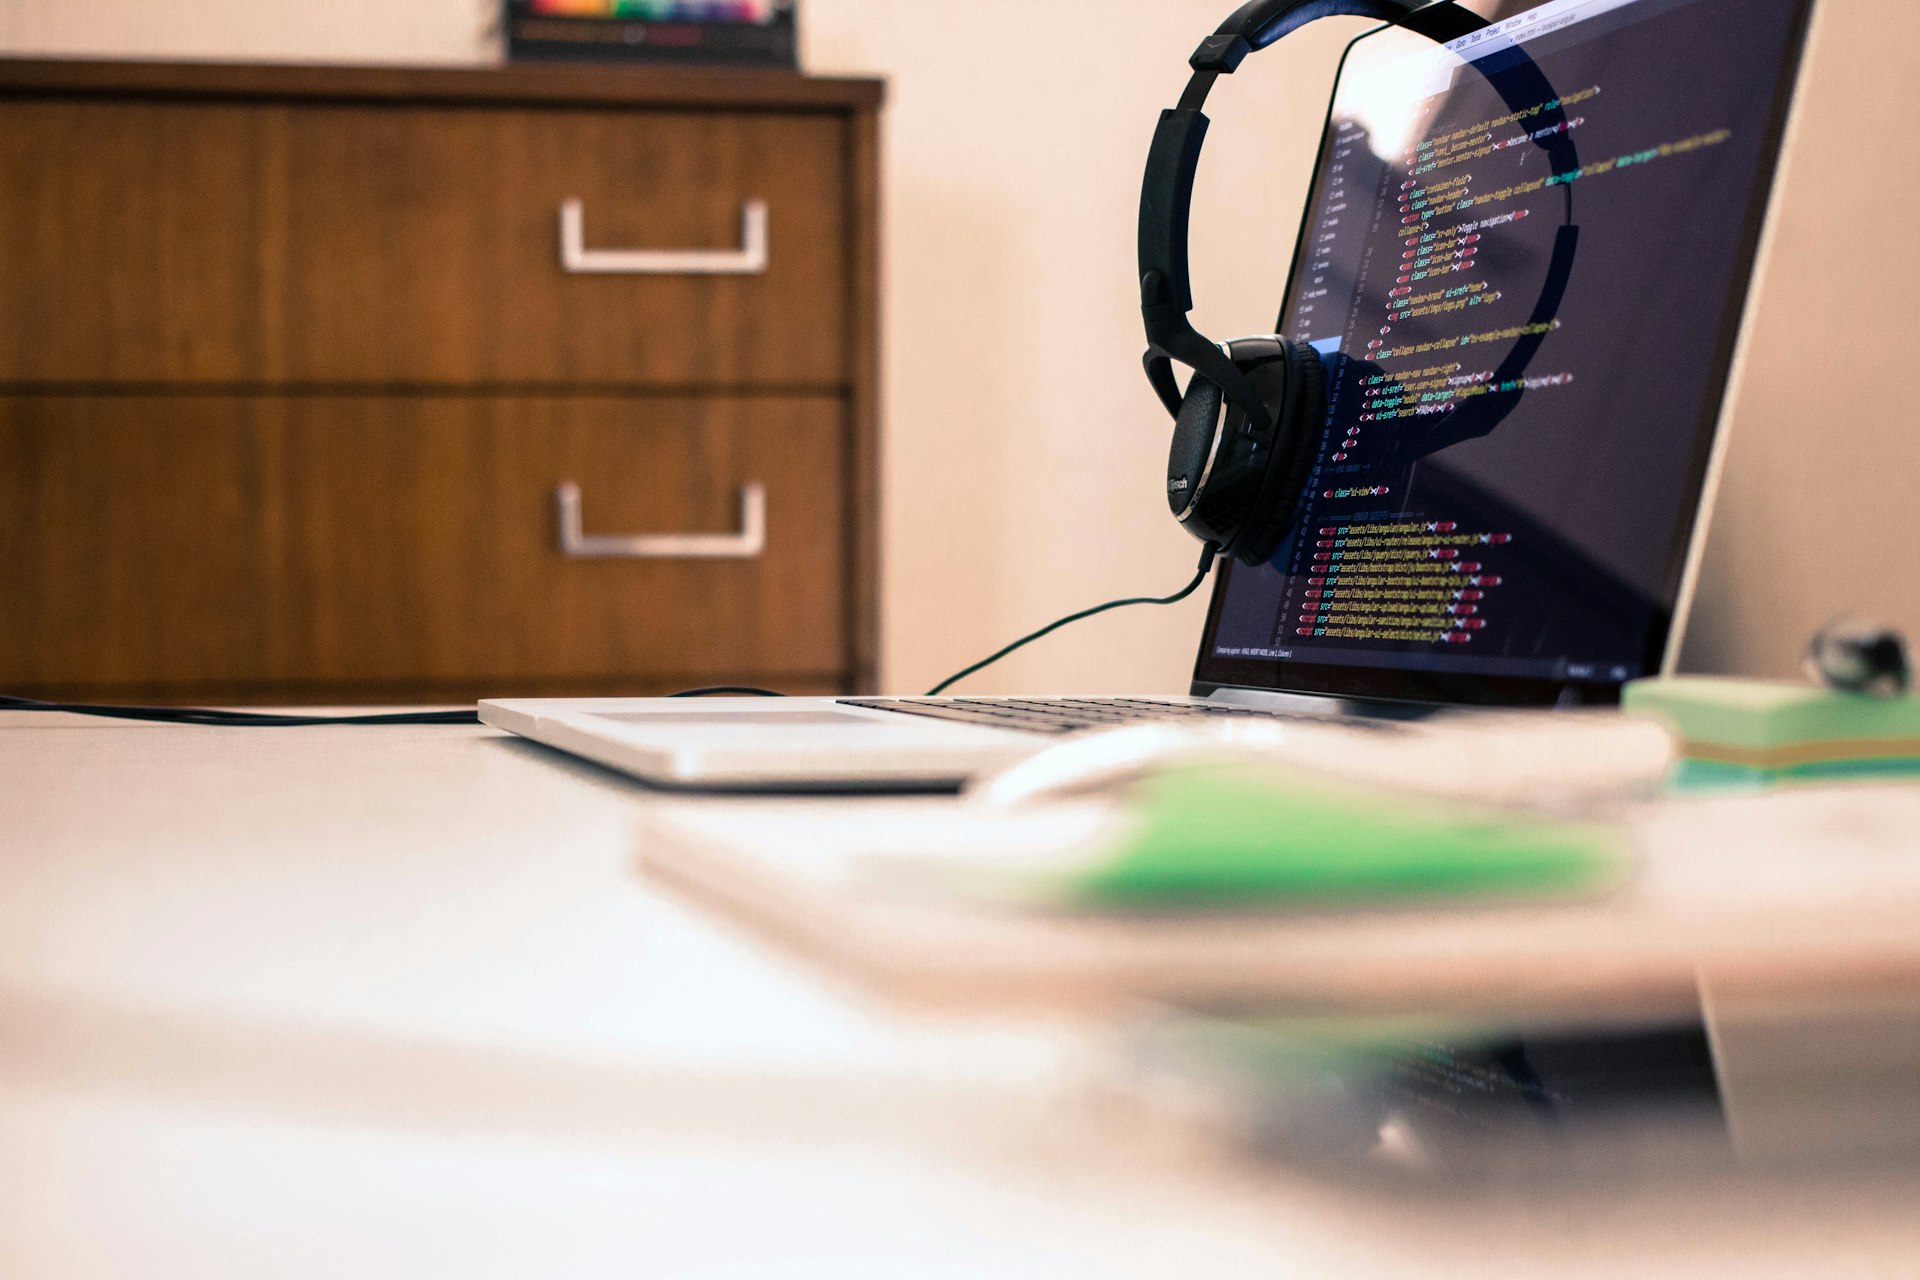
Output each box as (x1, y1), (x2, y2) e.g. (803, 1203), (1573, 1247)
(1168, 477), (1190, 492)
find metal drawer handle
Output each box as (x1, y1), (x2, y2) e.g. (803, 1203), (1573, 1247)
(555, 482), (766, 560)
(558, 198), (770, 275)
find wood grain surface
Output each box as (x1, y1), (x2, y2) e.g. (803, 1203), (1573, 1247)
(0, 394), (849, 698)
(0, 61), (881, 704)
(0, 99), (849, 387)
(0, 57), (885, 112)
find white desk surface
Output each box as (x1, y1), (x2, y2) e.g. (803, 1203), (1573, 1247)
(4, 710), (1918, 1278)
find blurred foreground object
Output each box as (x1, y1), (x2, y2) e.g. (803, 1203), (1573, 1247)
(639, 755), (1920, 1023)
(971, 712), (1674, 814)
(1004, 762), (1627, 911)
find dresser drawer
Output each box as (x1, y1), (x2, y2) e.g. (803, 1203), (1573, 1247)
(0, 394), (849, 696)
(0, 99), (848, 387)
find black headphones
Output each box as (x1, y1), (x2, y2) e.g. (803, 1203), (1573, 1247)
(1141, 0), (1582, 567)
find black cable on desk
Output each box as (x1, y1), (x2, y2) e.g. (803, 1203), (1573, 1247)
(0, 695), (484, 727)
(0, 685), (789, 727)
(1, 552), (1215, 723)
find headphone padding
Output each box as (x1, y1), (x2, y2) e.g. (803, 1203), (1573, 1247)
(1233, 342), (1326, 566)
(1167, 374), (1225, 520)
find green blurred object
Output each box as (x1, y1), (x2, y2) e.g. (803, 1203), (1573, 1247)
(1068, 766), (1623, 909)
(1668, 755), (1920, 792)
(1625, 676), (1920, 789)
(1625, 675), (1920, 751)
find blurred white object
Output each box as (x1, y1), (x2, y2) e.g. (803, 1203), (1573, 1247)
(971, 711), (1675, 814)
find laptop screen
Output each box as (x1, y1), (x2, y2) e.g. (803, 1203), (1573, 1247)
(1192, 0), (1814, 706)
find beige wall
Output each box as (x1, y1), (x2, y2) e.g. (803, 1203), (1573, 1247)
(1675, 1), (1920, 680)
(5, 0), (1915, 692)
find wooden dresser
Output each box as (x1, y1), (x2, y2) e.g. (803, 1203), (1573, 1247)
(0, 60), (881, 704)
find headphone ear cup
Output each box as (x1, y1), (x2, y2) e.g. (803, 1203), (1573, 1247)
(1230, 342), (1327, 567)
(1166, 375), (1225, 520)
(1167, 372), (1261, 547)
(1164, 338), (1329, 560)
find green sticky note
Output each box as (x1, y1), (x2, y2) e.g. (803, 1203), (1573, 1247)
(1068, 766), (1622, 909)
(1624, 676), (1920, 753)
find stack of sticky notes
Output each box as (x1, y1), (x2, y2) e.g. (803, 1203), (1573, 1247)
(1624, 675), (1920, 789)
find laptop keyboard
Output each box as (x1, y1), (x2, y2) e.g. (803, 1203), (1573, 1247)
(836, 696), (1394, 736)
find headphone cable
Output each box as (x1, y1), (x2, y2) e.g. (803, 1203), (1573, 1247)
(924, 543), (1219, 696)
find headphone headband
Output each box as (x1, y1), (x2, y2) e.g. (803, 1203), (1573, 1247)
(1192, 0), (1485, 75)
(1139, 0), (1580, 429)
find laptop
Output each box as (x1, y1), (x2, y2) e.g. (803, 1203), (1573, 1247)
(483, 0), (1816, 791)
